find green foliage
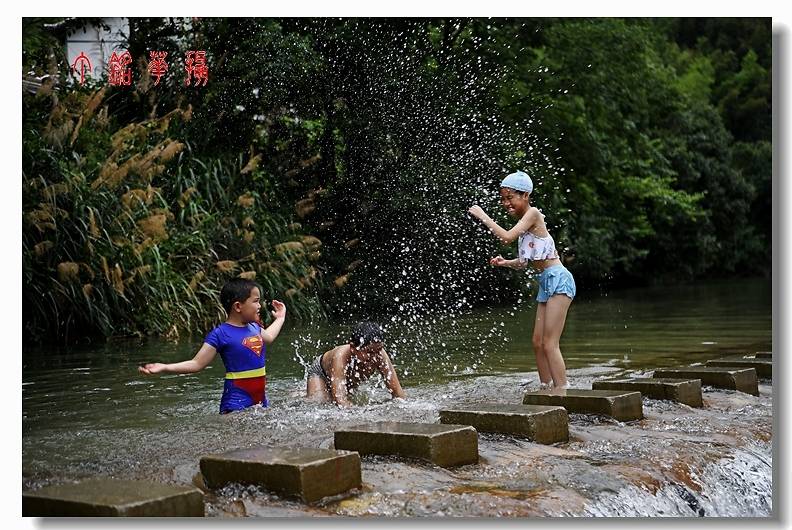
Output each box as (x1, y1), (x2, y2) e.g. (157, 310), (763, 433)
(488, 18), (768, 284)
(22, 17), (771, 343)
(23, 84), (324, 344)
(716, 49), (771, 143)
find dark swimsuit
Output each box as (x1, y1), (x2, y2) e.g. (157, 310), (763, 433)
(307, 352), (330, 381)
(307, 352), (361, 388)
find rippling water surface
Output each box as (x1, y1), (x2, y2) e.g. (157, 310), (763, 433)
(22, 279), (773, 517)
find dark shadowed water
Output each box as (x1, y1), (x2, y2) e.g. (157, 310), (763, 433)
(22, 278), (772, 517)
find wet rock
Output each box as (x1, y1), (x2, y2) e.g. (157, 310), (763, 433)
(438, 403), (568, 444)
(334, 422), (478, 468)
(332, 493), (379, 515)
(199, 446), (361, 503)
(222, 499), (247, 517)
(22, 478), (204, 516)
(598, 464), (663, 494)
(705, 357), (772, 379)
(522, 389), (643, 422)
(673, 483), (705, 516)
(592, 378), (702, 407)
(652, 366), (759, 396)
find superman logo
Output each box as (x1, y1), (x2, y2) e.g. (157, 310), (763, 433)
(242, 335), (264, 356)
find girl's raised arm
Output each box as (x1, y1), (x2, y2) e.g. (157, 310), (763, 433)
(469, 206), (537, 244)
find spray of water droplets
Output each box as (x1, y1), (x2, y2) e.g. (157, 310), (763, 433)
(253, 20), (575, 381)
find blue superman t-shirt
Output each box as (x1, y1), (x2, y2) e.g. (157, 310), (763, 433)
(205, 322), (267, 413)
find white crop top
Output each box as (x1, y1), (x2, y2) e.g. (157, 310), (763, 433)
(518, 230), (559, 261)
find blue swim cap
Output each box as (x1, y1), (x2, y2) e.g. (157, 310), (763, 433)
(500, 171), (533, 194)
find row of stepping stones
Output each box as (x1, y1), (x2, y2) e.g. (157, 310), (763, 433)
(23, 351), (772, 516)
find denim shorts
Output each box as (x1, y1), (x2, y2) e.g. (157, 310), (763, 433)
(536, 264), (576, 303)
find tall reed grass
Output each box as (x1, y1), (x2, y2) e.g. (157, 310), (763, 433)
(23, 86), (326, 344)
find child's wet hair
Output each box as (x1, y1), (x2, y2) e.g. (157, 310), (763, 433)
(220, 277), (264, 314)
(350, 321), (385, 348)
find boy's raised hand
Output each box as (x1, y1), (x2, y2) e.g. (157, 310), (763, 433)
(271, 299), (286, 320)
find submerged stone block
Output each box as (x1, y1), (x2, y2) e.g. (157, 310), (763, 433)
(521, 389), (643, 421)
(334, 422), (478, 468)
(22, 478), (204, 517)
(439, 403), (568, 444)
(592, 378), (703, 407)
(755, 351), (772, 359)
(652, 366), (758, 396)
(200, 447), (361, 503)
(706, 357), (772, 379)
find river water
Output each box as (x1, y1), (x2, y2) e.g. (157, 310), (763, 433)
(22, 278), (773, 517)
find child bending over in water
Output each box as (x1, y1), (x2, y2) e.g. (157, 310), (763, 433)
(469, 170), (576, 390)
(306, 321), (406, 407)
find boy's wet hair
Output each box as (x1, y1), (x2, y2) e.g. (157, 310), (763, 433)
(350, 321), (385, 349)
(220, 278), (264, 314)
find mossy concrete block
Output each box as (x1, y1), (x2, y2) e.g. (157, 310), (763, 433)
(706, 357), (772, 379)
(334, 422), (478, 468)
(200, 447), (361, 503)
(592, 378), (703, 407)
(438, 403), (568, 444)
(522, 389), (643, 421)
(652, 366), (758, 396)
(755, 351), (772, 359)
(22, 478), (204, 517)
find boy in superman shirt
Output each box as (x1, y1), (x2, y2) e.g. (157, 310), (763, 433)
(139, 278), (286, 413)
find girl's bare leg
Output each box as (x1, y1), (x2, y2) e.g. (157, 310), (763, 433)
(543, 294), (573, 388)
(532, 303), (553, 386)
(306, 376), (331, 402)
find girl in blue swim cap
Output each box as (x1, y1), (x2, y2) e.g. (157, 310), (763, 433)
(469, 171), (576, 390)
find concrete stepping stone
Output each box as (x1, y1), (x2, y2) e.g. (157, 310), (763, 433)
(438, 403), (569, 444)
(592, 378), (703, 407)
(755, 351), (772, 359)
(652, 366), (758, 395)
(522, 389), (643, 421)
(706, 357), (772, 379)
(22, 478), (204, 517)
(200, 446), (361, 503)
(334, 421), (478, 468)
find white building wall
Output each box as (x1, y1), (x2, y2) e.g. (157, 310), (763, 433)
(65, 18), (129, 84)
